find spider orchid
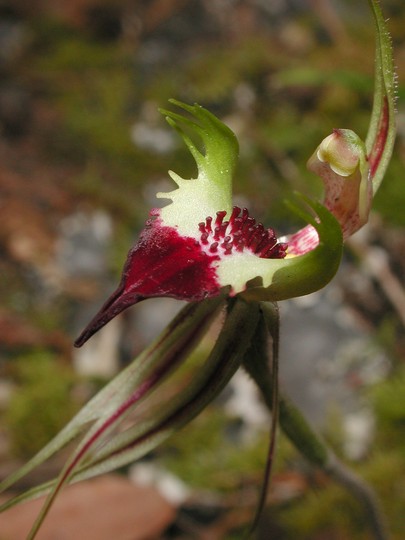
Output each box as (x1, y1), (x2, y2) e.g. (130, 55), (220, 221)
(0, 1), (396, 539)
(74, 99), (345, 347)
(75, 0), (396, 346)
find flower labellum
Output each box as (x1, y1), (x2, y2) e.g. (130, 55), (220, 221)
(75, 101), (344, 347)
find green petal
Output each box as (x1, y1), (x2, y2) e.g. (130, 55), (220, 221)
(0, 297), (259, 534)
(157, 100), (238, 236)
(59, 299), (261, 485)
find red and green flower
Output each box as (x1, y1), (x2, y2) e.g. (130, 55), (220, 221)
(0, 1), (396, 538)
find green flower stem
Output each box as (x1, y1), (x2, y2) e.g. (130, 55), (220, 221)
(249, 304), (280, 533)
(243, 302), (388, 540)
(325, 453), (389, 540)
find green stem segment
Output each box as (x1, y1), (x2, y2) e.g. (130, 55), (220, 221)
(248, 304), (280, 533)
(243, 301), (388, 540)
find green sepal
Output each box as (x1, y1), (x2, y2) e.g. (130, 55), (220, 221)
(0, 298), (259, 539)
(60, 298), (260, 483)
(0, 296), (225, 508)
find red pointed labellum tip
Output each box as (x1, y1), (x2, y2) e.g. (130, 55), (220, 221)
(74, 217), (221, 347)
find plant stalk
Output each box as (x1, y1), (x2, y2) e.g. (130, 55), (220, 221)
(243, 301), (389, 540)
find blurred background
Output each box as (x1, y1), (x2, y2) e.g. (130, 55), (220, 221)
(0, 0), (405, 538)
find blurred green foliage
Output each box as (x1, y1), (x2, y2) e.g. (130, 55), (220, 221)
(161, 406), (270, 493)
(6, 352), (76, 459)
(159, 367), (405, 539)
(371, 368), (405, 449)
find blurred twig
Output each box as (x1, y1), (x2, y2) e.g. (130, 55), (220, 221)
(308, 0), (350, 44)
(348, 235), (405, 328)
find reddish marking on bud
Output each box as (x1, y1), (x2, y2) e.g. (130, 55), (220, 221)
(369, 97), (389, 178)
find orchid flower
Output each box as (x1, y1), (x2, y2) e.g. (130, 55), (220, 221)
(0, 1), (396, 538)
(74, 0), (396, 345)
(74, 100), (344, 347)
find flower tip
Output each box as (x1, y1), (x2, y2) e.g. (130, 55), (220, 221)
(74, 329), (95, 348)
(74, 287), (143, 347)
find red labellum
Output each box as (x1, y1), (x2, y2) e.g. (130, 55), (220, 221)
(75, 208), (286, 347)
(74, 219), (220, 347)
